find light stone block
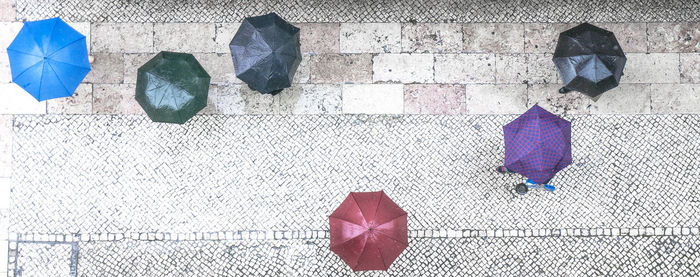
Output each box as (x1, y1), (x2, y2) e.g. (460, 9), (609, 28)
(649, 84), (700, 114)
(595, 23), (647, 53)
(463, 23), (524, 53)
(83, 53), (123, 84)
(680, 53), (700, 83)
(526, 53), (560, 84)
(373, 54), (434, 83)
(402, 23), (462, 53)
(297, 23), (340, 54)
(92, 84), (142, 114)
(0, 116), (10, 177)
(342, 84), (403, 114)
(193, 53), (239, 84)
(648, 23), (700, 53)
(0, 22), (22, 51)
(496, 54), (527, 84)
(279, 84), (342, 114)
(201, 85), (244, 115)
(214, 23), (241, 53)
(123, 53), (157, 84)
(622, 53), (680, 84)
(0, 52), (10, 83)
(0, 83), (46, 114)
(154, 23), (216, 53)
(524, 23), (576, 53)
(465, 84), (527, 114)
(0, 178), (9, 208)
(292, 54), (310, 84)
(47, 84), (93, 114)
(0, 0), (15, 21)
(92, 23), (154, 53)
(404, 84), (466, 114)
(239, 86), (280, 115)
(588, 84), (651, 114)
(309, 54), (372, 84)
(340, 23), (401, 53)
(527, 83), (592, 114)
(434, 54), (495, 84)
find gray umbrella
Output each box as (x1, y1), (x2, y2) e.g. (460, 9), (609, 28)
(229, 13), (302, 95)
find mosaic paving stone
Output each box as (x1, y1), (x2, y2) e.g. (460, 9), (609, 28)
(71, 237), (700, 276)
(8, 115), (700, 235)
(13, 242), (76, 277)
(14, 0), (700, 23)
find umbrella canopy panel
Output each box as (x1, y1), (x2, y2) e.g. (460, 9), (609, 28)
(229, 13), (301, 95)
(135, 51), (211, 124)
(553, 23), (626, 99)
(6, 17), (90, 101)
(503, 105), (572, 184)
(329, 191), (408, 271)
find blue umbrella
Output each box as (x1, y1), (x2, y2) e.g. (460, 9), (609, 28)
(6, 17), (90, 101)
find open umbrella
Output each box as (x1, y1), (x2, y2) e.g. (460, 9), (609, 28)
(553, 23), (626, 100)
(6, 17), (90, 101)
(229, 13), (301, 95)
(503, 105), (572, 184)
(329, 191), (408, 271)
(135, 51), (210, 124)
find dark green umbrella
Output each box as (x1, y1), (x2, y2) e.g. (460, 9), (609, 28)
(135, 51), (210, 124)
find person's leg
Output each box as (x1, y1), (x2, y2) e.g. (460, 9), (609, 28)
(497, 166), (515, 173)
(543, 178), (555, 191)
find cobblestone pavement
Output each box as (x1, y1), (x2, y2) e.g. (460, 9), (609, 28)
(13, 237), (700, 276)
(5, 114), (700, 275)
(14, 0), (700, 23)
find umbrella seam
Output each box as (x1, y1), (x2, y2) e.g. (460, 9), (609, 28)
(46, 37), (87, 59)
(34, 18), (60, 56)
(7, 51), (44, 83)
(373, 223), (408, 245)
(44, 61), (71, 98)
(349, 193), (369, 226)
(376, 244), (388, 270)
(351, 235), (370, 270)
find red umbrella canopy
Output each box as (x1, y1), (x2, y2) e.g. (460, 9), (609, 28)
(329, 191), (408, 271)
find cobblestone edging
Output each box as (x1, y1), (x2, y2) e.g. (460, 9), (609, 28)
(8, 235), (700, 276)
(14, 0), (700, 23)
(7, 226), (700, 244)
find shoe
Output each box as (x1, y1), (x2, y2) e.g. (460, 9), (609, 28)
(544, 184), (556, 192)
(496, 166), (507, 173)
(515, 183), (528, 195)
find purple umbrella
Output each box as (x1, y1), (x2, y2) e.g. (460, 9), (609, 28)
(503, 105), (572, 184)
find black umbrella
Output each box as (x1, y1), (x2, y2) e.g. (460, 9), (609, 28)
(229, 13), (301, 95)
(553, 23), (626, 100)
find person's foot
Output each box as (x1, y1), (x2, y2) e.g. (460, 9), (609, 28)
(515, 183), (528, 195)
(559, 87), (572, 94)
(496, 166), (507, 173)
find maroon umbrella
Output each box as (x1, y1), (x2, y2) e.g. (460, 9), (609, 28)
(329, 191), (408, 271)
